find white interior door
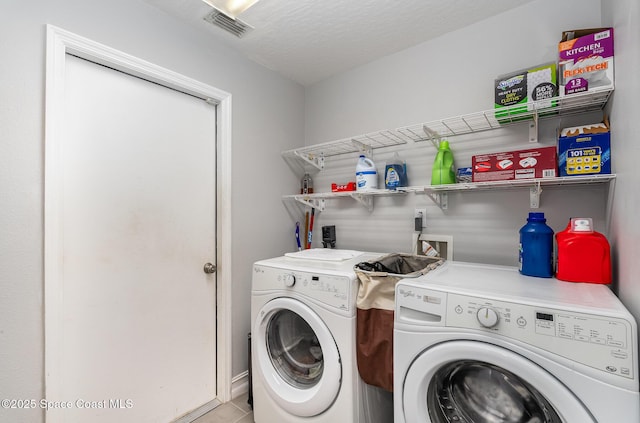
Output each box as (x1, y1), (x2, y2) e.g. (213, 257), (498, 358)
(51, 54), (217, 423)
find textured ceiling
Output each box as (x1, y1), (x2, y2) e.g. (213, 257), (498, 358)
(145, 0), (535, 86)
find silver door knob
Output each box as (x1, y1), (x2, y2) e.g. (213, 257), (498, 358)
(203, 263), (217, 274)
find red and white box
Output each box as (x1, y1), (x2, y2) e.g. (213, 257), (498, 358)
(331, 182), (356, 192)
(472, 146), (557, 182)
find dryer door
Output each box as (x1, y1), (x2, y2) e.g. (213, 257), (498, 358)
(402, 341), (595, 423)
(254, 297), (341, 417)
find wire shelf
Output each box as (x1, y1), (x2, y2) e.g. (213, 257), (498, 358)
(422, 174), (616, 192)
(283, 88), (612, 167)
(283, 174), (615, 211)
(397, 88), (613, 143)
(282, 128), (411, 161)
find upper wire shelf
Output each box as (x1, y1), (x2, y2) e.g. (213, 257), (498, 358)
(281, 129), (412, 170)
(282, 88), (613, 170)
(397, 88), (613, 144)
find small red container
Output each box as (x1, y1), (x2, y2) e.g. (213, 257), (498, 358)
(331, 182), (356, 192)
(556, 218), (611, 284)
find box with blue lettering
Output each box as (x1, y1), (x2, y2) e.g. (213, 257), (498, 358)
(558, 119), (611, 176)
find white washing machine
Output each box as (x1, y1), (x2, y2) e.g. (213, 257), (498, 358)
(251, 249), (393, 423)
(394, 260), (640, 423)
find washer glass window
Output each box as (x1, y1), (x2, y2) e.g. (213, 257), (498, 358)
(428, 360), (562, 423)
(266, 309), (324, 389)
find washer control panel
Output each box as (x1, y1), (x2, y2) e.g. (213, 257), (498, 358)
(396, 285), (635, 380)
(253, 265), (354, 313)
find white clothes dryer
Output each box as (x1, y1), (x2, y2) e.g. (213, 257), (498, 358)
(394, 261), (639, 423)
(251, 249), (393, 423)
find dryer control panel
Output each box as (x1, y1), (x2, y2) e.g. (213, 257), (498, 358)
(253, 265), (355, 314)
(396, 285), (636, 380)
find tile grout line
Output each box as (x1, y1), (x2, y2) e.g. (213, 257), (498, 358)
(230, 401), (253, 423)
(230, 404), (247, 414)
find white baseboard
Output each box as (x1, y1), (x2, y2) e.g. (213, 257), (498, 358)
(231, 371), (249, 399)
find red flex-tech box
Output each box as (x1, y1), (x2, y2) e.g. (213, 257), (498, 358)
(472, 146), (557, 182)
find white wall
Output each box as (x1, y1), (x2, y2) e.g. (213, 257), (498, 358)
(0, 1), (304, 421)
(602, 0), (640, 322)
(303, 0), (609, 268)
(2, 0), (636, 421)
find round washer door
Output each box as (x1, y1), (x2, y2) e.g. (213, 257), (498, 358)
(402, 341), (596, 423)
(254, 297), (341, 417)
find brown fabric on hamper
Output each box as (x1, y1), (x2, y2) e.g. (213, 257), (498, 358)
(356, 307), (395, 392)
(354, 254), (444, 392)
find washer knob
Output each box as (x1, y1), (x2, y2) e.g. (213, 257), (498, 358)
(476, 307), (500, 328)
(283, 274), (296, 287)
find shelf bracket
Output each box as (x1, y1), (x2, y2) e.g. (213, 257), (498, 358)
(351, 140), (373, 158)
(529, 182), (542, 208)
(349, 193), (374, 212)
(293, 196), (326, 211)
(424, 191), (448, 210)
(422, 125), (442, 148)
(293, 151), (324, 170)
(529, 113), (539, 143)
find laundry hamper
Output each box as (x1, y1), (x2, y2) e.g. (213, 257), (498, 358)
(354, 253), (444, 392)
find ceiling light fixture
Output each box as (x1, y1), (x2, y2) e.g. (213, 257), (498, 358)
(200, 0), (260, 20)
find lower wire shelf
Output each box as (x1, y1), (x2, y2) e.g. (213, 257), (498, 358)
(282, 174), (616, 211)
(422, 174), (616, 209)
(283, 188), (410, 212)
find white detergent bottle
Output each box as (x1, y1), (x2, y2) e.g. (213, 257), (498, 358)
(356, 155), (378, 191)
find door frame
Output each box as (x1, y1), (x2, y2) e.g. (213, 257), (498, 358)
(44, 24), (233, 408)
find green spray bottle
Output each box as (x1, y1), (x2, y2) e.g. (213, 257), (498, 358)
(431, 140), (456, 185)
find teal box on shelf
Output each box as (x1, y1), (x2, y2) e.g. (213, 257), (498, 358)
(558, 121), (611, 176)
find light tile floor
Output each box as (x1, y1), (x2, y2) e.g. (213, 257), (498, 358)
(193, 393), (254, 423)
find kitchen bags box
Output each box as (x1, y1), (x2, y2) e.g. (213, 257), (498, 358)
(472, 146), (557, 182)
(494, 63), (557, 121)
(559, 28), (614, 96)
(558, 121), (611, 176)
